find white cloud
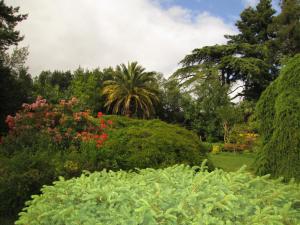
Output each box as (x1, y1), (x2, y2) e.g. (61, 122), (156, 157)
(242, 0), (259, 7)
(7, 0), (235, 76)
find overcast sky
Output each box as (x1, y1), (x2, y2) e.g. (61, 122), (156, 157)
(7, 0), (279, 76)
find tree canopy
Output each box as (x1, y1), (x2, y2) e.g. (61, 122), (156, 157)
(174, 0), (282, 101)
(0, 0), (27, 52)
(102, 62), (159, 118)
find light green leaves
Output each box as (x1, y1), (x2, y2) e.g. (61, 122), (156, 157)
(16, 165), (300, 225)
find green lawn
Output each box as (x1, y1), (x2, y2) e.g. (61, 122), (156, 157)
(209, 152), (256, 172)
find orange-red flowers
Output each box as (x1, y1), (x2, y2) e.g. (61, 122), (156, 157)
(97, 112), (103, 118)
(4, 97), (112, 149)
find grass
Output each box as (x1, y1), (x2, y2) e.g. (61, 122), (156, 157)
(209, 152), (256, 172)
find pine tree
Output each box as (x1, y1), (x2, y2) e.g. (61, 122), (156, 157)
(273, 0), (300, 57)
(0, 0), (27, 52)
(175, 0), (277, 101)
(0, 1), (29, 133)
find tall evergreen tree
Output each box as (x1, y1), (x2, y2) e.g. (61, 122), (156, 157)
(174, 0), (277, 101)
(0, 1), (29, 133)
(273, 0), (300, 57)
(0, 0), (27, 52)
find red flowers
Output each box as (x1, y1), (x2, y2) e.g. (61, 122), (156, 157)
(5, 115), (15, 129)
(76, 130), (109, 148)
(4, 98), (112, 149)
(97, 112), (103, 118)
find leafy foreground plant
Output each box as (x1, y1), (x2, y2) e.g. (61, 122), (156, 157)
(16, 164), (300, 225)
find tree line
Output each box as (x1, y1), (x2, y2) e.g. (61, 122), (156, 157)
(0, 0), (299, 142)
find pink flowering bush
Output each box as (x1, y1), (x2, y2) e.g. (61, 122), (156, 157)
(2, 96), (111, 150)
(0, 97), (113, 218)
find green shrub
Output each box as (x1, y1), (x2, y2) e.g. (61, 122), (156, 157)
(255, 54), (300, 180)
(0, 148), (58, 218)
(201, 142), (213, 152)
(100, 115), (212, 170)
(16, 165), (300, 225)
(0, 139), (107, 219)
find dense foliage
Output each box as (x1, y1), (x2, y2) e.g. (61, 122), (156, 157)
(16, 165), (300, 225)
(0, 97), (111, 218)
(100, 115), (211, 170)
(1, 0), (300, 223)
(273, 0), (300, 56)
(56, 114), (209, 172)
(255, 54), (300, 180)
(0, 103), (210, 219)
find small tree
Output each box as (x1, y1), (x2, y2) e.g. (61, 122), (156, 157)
(217, 105), (242, 144)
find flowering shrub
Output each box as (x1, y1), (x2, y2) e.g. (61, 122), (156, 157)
(3, 96), (111, 149)
(211, 144), (221, 154)
(0, 97), (112, 218)
(225, 124), (258, 152)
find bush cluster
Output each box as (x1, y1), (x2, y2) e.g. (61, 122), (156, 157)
(0, 101), (210, 220)
(0, 97), (111, 218)
(16, 165), (300, 225)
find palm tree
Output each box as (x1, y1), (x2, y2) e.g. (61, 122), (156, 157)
(102, 62), (159, 118)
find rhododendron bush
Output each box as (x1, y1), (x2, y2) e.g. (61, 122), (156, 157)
(3, 96), (111, 149)
(0, 97), (112, 219)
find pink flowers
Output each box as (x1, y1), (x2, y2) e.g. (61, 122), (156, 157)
(59, 97), (78, 107)
(4, 97), (112, 148)
(5, 115), (15, 129)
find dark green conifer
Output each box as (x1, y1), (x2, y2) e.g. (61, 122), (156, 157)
(255, 54), (300, 181)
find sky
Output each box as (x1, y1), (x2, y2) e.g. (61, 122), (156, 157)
(7, 0), (280, 77)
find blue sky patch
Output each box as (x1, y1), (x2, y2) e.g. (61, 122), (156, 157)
(156, 0), (280, 23)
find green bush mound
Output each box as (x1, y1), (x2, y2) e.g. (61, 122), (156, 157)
(255, 54), (300, 181)
(100, 115), (211, 170)
(16, 165), (300, 225)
